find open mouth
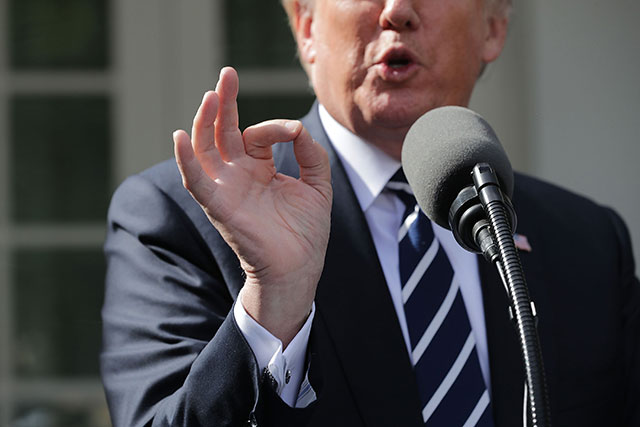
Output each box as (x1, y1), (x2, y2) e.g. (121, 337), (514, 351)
(375, 47), (418, 81)
(379, 48), (415, 69)
(387, 57), (412, 68)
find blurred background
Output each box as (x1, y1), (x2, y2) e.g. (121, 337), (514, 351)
(0, 0), (638, 425)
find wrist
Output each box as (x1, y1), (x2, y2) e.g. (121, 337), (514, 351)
(240, 281), (315, 348)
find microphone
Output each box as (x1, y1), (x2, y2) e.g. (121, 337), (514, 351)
(401, 106), (552, 427)
(401, 106), (515, 256)
(401, 105), (513, 228)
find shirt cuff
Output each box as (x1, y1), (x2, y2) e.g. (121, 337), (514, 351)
(233, 290), (316, 407)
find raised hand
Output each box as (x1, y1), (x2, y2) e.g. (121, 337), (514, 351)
(173, 67), (332, 346)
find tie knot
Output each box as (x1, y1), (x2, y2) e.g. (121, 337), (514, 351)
(389, 168), (408, 184)
(386, 168), (416, 210)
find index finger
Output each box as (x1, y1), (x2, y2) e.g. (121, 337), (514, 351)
(243, 119), (331, 200)
(292, 124), (332, 201)
(242, 119), (305, 160)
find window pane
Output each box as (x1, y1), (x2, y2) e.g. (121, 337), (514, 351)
(225, 1), (298, 68)
(9, 0), (109, 70)
(237, 94), (315, 131)
(12, 249), (105, 378)
(10, 96), (111, 223)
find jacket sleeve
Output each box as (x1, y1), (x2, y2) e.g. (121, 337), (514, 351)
(101, 172), (317, 426)
(605, 208), (640, 427)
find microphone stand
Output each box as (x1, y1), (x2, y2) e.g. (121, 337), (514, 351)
(450, 164), (552, 427)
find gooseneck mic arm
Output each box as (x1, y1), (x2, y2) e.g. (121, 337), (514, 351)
(469, 164), (551, 427)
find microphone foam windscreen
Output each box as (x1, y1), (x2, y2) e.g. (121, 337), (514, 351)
(401, 106), (513, 229)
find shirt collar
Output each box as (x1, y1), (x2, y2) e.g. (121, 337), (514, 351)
(318, 104), (400, 212)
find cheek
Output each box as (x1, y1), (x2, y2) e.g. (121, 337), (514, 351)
(450, 11), (486, 63)
(318, 31), (371, 90)
(316, 1), (379, 61)
(429, 22), (485, 86)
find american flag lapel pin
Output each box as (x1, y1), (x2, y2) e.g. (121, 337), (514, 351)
(514, 233), (532, 252)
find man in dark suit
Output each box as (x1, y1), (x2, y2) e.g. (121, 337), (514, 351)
(101, 0), (639, 426)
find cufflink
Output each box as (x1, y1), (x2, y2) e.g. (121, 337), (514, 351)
(247, 412), (258, 427)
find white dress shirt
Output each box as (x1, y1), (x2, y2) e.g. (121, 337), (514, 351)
(234, 104), (492, 407)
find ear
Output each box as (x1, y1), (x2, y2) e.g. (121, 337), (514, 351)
(293, 2), (316, 65)
(481, 11), (509, 64)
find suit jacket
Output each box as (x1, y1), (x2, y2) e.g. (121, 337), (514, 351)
(101, 103), (640, 427)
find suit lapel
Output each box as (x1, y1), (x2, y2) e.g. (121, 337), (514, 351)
(294, 104), (424, 426)
(478, 257), (524, 426)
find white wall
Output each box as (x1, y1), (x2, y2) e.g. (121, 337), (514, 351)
(113, 0), (222, 184)
(472, 0), (640, 268)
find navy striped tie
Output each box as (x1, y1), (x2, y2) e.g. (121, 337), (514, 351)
(387, 170), (495, 427)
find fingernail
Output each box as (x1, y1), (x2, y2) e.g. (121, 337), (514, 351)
(286, 121), (300, 131)
(172, 131), (180, 144)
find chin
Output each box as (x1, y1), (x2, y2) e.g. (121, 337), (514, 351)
(366, 99), (427, 130)
(362, 87), (439, 125)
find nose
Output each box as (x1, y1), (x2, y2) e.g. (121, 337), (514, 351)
(379, 0), (419, 31)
